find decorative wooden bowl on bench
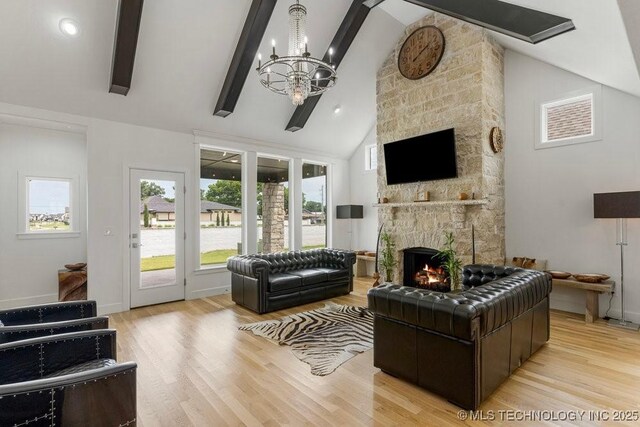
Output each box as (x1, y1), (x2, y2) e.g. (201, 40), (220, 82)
(546, 270), (572, 279)
(572, 273), (610, 283)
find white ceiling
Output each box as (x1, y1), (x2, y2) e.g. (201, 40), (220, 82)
(0, 0), (639, 159)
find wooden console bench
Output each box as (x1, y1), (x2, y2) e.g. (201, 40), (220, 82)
(552, 278), (615, 323)
(355, 255), (376, 277)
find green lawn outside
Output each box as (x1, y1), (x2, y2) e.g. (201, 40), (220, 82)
(29, 221), (70, 231)
(140, 245), (326, 272)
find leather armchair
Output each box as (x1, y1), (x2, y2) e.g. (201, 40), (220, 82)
(0, 329), (137, 427)
(0, 300), (108, 344)
(228, 248), (356, 313)
(368, 265), (552, 409)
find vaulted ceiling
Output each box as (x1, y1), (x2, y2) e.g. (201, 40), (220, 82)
(0, 0), (638, 159)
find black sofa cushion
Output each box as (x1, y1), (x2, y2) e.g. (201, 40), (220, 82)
(268, 273), (302, 292)
(314, 267), (349, 281)
(288, 269), (328, 286)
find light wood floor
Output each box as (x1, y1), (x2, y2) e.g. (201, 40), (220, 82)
(110, 278), (640, 426)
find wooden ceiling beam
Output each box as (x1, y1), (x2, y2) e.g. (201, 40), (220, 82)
(214, 0), (278, 118)
(404, 0), (575, 44)
(285, 0), (372, 132)
(109, 0), (144, 96)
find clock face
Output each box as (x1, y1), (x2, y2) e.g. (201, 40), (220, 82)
(398, 26), (445, 80)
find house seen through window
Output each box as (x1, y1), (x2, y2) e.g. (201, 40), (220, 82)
(28, 178), (71, 232)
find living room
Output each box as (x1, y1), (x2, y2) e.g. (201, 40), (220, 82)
(1, 0), (640, 425)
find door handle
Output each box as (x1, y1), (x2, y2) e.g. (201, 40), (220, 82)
(131, 243), (143, 248)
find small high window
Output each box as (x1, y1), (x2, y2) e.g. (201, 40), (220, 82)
(536, 86), (601, 149)
(365, 144), (377, 171)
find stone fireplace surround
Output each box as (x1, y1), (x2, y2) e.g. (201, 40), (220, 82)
(376, 13), (506, 284)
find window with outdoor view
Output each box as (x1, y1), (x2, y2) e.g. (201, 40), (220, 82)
(257, 156), (290, 253)
(301, 163), (327, 249)
(27, 178), (72, 232)
(199, 148), (243, 267)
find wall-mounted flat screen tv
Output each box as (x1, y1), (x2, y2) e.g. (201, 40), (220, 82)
(383, 128), (457, 185)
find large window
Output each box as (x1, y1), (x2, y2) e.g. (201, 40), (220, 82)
(26, 177), (72, 233)
(199, 148), (243, 267)
(536, 86), (601, 149)
(301, 163), (327, 249)
(257, 156), (290, 253)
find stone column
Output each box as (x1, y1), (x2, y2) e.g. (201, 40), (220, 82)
(262, 183), (285, 253)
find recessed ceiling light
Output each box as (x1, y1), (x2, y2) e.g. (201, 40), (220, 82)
(333, 105), (341, 114)
(59, 18), (79, 36)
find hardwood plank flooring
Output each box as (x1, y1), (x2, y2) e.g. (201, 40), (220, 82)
(110, 278), (640, 426)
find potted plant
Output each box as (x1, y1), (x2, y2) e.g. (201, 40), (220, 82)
(379, 232), (397, 282)
(436, 231), (462, 290)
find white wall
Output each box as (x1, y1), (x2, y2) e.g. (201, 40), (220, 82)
(0, 102), (351, 314)
(0, 123), (87, 308)
(348, 127), (378, 252)
(505, 50), (640, 322)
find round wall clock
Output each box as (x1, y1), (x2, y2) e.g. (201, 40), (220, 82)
(489, 127), (504, 153)
(398, 26), (445, 80)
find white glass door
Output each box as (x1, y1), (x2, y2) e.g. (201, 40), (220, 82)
(130, 169), (185, 308)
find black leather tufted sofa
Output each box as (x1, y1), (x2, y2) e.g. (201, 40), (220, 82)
(368, 264), (552, 410)
(227, 249), (356, 313)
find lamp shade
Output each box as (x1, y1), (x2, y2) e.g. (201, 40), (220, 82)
(594, 191), (640, 218)
(336, 205), (364, 219)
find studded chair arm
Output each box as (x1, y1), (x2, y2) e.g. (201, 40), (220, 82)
(0, 300), (98, 326)
(0, 316), (109, 344)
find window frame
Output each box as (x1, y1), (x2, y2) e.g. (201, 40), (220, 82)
(18, 174), (80, 239)
(535, 85), (602, 150)
(301, 160), (329, 250)
(197, 146), (245, 270)
(364, 144), (377, 172)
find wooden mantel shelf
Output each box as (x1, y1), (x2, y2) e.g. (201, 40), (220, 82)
(372, 199), (489, 208)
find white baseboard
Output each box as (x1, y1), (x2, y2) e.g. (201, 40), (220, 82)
(0, 293), (57, 310)
(98, 302), (125, 316)
(186, 285), (231, 300)
(188, 286), (230, 300)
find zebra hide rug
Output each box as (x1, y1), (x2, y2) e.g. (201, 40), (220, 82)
(239, 302), (373, 376)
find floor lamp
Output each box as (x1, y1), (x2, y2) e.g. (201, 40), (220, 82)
(336, 204), (364, 249)
(594, 191), (640, 331)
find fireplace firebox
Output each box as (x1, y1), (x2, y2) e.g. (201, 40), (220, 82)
(403, 247), (450, 292)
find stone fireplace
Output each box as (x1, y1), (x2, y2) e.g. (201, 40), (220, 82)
(377, 13), (505, 284)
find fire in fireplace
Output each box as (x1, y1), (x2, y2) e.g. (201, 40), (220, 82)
(403, 247), (450, 292)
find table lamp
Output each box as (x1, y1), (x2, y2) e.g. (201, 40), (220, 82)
(594, 191), (640, 330)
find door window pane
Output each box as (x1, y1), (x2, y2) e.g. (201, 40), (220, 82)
(140, 180), (176, 288)
(28, 179), (71, 232)
(200, 149), (243, 266)
(257, 157), (289, 253)
(302, 163), (327, 249)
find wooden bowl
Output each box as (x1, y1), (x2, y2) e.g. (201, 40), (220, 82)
(364, 252), (377, 258)
(546, 270), (572, 279)
(64, 263), (87, 271)
(573, 273), (610, 283)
